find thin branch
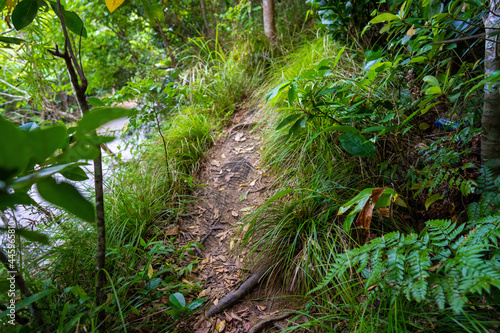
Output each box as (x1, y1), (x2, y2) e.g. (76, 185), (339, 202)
(0, 78), (29, 96)
(55, 0), (87, 89)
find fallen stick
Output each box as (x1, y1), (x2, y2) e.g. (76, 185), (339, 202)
(206, 266), (269, 317)
(248, 312), (293, 333)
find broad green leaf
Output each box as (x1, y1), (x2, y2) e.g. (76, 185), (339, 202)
(266, 81), (290, 102)
(304, 125), (361, 150)
(369, 13), (400, 24)
(106, 0), (125, 13)
(410, 56), (428, 64)
(26, 125), (67, 161)
(141, 0), (164, 21)
(0, 192), (36, 210)
(169, 292), (186, 308)
(37, 178), (95, 222)
(49, 2), (88, 37)
(317, 87), (341, 97)
(338, 188), (373, 215)
(423, 75), (440, 87)
(0, 117), (29, 181)
(0, 36), (26, 44)
(425, 194), (444, 210)
(300, 69), (318, 80)
(287, 117), (304, 139)
(87, 97), (105, 107)
(187, 298), (206, 311)
(75, 107), (136, 139)
(276, 114), (301, 130)
(60, 166), (88, 181)
(425, 86), (441, 95)
(332, 46), (346, 69)
(0, 228), (50, 245)
(338, 133), (376, 158)
(0, 289), (57, 320)
(11, 0), (38, 30)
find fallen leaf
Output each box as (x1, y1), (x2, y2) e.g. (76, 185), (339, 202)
(238, 191), (248, 201)
(214, 299), (219, 306)
(215, 320), (226, 333)
(148, 264), (154, 279)
(211, 160), (220, 167)
(230, 312), (243, 321)
(231, 210), (239, 217)
(221, 154), (226, 158)
(165, 225), (179, 236)
(219, 188), (225, 191)
(249, 179), (257, 186)
(355, 187), (387, 230)
(198, 290), (207, 298)
(257, 305), (266, 311)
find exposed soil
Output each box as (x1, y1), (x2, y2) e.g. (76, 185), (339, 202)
(176, 105), (303, 333)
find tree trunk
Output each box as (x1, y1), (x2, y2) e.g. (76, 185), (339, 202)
(483, 0), (500, 173)
(263, 0), (277, 41)
(53, 0), (107, 326)
(200, 0), (210, 34)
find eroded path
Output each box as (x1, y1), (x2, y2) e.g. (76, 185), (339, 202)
(177, 106), (298, 333)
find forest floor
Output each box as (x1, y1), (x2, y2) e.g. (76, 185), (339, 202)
(176, 105), (304, 333)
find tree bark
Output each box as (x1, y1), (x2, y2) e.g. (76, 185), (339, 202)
(52, 0), (107, 326)
(483, 0), (500, 173)
(263, 0), (277, 41)
(199, 0), (210, 34)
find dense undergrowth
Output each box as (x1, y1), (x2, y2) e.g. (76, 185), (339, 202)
(237, 1), (500, 331)
(2, 0), (500, 332)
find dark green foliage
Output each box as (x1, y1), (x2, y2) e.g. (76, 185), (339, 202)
(312, 217), (500, 313)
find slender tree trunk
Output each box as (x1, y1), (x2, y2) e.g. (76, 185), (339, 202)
(263, 0), (277, 41)
(200, 0), (210, 34)
(483, 0), (500, 173)
(52, 0), (107, 326)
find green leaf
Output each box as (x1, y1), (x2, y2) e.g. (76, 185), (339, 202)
(12, 0), (39, 30)
(0, 192), (36, 210)
(266, 81), (290, 102)
(362, 126), (385, 133)
(0, 289), (57, 321)
(316, 87), (341, 97)
(59, 166), (88, 181)
(26, 125), (67, 161)
(187, 298), (206, 311)
(12, 163), (77, 187)
(287, 117), (304, 139)
(425, 193), (444, 210)
(141, 1), (164, 21)
(0, 228), (50, 245)
(87, 97), (105, 107)
(276, 114), (301, 130)
(288, 82), (298, 105)
(75, 107), (136, 139)
(338, 188), (374, 215)
(369, 13), (400, 24)
(169, 292), (186, 308)
(423, 75), (440, 87)
(338, 133), (376, 158)
(0, 36), (26, 44)
(37, 178), (95, 222)
(49, 1), (88, 37)
(0, 117), (29, 181)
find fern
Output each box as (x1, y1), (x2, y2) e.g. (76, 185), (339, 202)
(313, 216), (500, 312)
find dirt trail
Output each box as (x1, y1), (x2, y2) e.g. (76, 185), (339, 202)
(178, 106), (299, 333)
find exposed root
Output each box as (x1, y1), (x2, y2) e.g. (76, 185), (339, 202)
(206, 266), (269, 317)
(248, 312), (293, 333)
